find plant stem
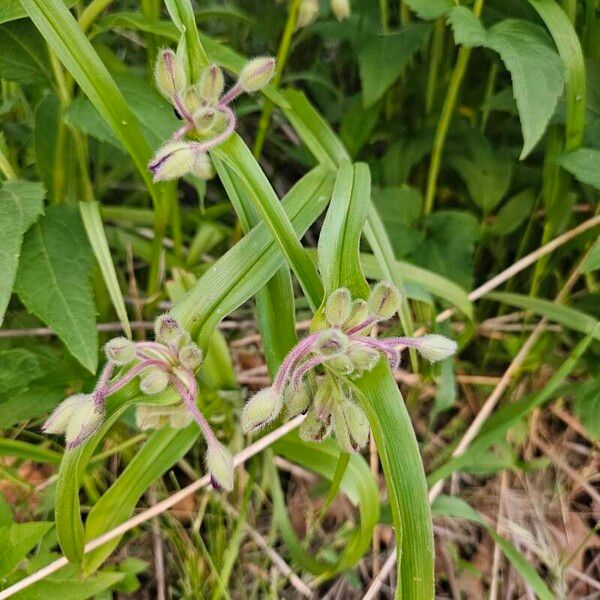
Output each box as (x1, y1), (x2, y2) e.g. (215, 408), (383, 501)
(0, 146), (16, 180)
(380, 0), (389, 33)
(78, 0), (115, 33)
(424, 18), (444, 116)
(252, 0), (301, 159)
(423, 0), (484, 216)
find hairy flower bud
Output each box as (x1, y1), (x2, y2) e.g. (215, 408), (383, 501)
(154, 48), (186, 99)
(347, 343), (380, 373)
(328, 354), (355, 375)
(296, 0), (319, 28)
(136, 403), (194, 430)
(299, 409), (331, 443)
(343, 299), (369, 330)
(331, 0), (351, 20)
(181, 85), (203, 114)
(324, 288), (352, 327)
(416, 334), (457, 362)
(367, 281), (401, 320)
(192, 106), (218, 134)
(313, 376), (338, 421)
(238, 57), (276, 93)
(190, 151), (215, 180)
(148, 141), (196, 182)
(332, 399), (369, 452)
(198, 64), (224, 104)
(154, 314), (184, 345)
(43, 393), (103, 448)
(283, 383), (311, 418)
(314, 328), (348, 357)
(105, 336), (136, 366)
(140, 367), (170, 395)
(206, 441), (234, 491)
(178, 343), (203, 371)
(241, 386), (283, 433)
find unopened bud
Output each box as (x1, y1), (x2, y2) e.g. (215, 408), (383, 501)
(43, 393), (103, 448)
(154, 48), (186, 99)
(198, 64), (224, 104)
(367, 281), (400, 320)
(192, 107), (218, 134)
(136, 403), (193, 430)
(154, 314), (184, 345)
(140, 367), (170, 395)
(178, 343), (203, 370)
(241, 386), (283, 433)
(347, 343), (380, 373)
(331, 0), (351, 20)
(299, 409), (331, 443)
(332, 399), (368, 452)
(342, 299), (369, 330)
(416, 334), (457, 362)
(283, 383), (311, 418)
(313, 375), (337, 421)
(190, 151), (215, 180)
(148, 141), (196, 182)
(314, 328), (348, 357)
(105, 336), (136, 365)
(296, 0), (319, 28)
(181, 85), (203, 114)
(206, 441), (234, 491)
(238, 57), (276, 93)
(328, 354), (355, 375)
(324, 288), (352, 327)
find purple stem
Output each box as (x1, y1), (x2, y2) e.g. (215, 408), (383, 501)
(190, 105), (236, 153)
(93, 361), (115, 409)
(357, 337), (401, 369)
(219, 84), (242, 106)
(173, 94), (194, 124)
(345, 317), (378, 336)
(106, 359), (167, 396)
(171, 373), (217, 446)
(289, 354), (331, 389)
(273, 332), (320, 393)
(376, 336), (423, 349)
(171, 122), (193, 141)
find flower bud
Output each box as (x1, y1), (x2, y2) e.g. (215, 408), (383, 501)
(140, 367), (170, 395)
(324, 288), (352, 327)
(238, 57), (276, 93)
(331, 0), (351, 20)
(283, 383), (311, 418)
(332, 399), (369, 452)
(328, 354), (355, 375)
(192, 107), (218, 134)
(105, 336), (136, 365)
(178, 343), (203, 370)
(206, 441), (234, 491)
(313, 375), (337, 421)
(296, 0), (319, 29)
(148, 142), (196, 182)
(154, 314), (184, 345)
(154, 48), (186, 99)
(190, 151), (215, 180)
(43, 393), (103, 448)
(367, 281), (400, 320)
(347, 343), (380, 373)
(299, 409), (331, 443)
(241, 386), (283, 433)
(342, 299), (369, 330)
(181, 85), (203, 115)
(198, 64), (224, 104)
(314, 328), (348, 357)
(136, 403), (193, 430)
(416, 334), (457, 362)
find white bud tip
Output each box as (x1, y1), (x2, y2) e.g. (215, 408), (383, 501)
(105, 336), (136, 365)
(206, 442), (234, 491)
(417, 334), (458, 362)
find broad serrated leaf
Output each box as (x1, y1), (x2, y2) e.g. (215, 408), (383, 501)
(448, 9), (565, 158)
(0, 19), (51, 83)
(0, 181), (45, 324)
(15, 206), (98, 373)
(403, 0), (452, 20)
(358, 24), (430, 107)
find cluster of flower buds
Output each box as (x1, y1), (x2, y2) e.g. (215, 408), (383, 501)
(43, 315), (235, 491)
(149, 50), (276, 182)
(241, 282), (457, 452)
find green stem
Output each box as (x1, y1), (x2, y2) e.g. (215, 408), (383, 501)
(252, 0), (301, 159)
(380, 0), (389, 33)
(0, 146), (16, 180)
(424, 18), (444, 116)
(423, 0), (484, 216)
(78, 0), (115, 34)
(479, 60), (498, 132)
